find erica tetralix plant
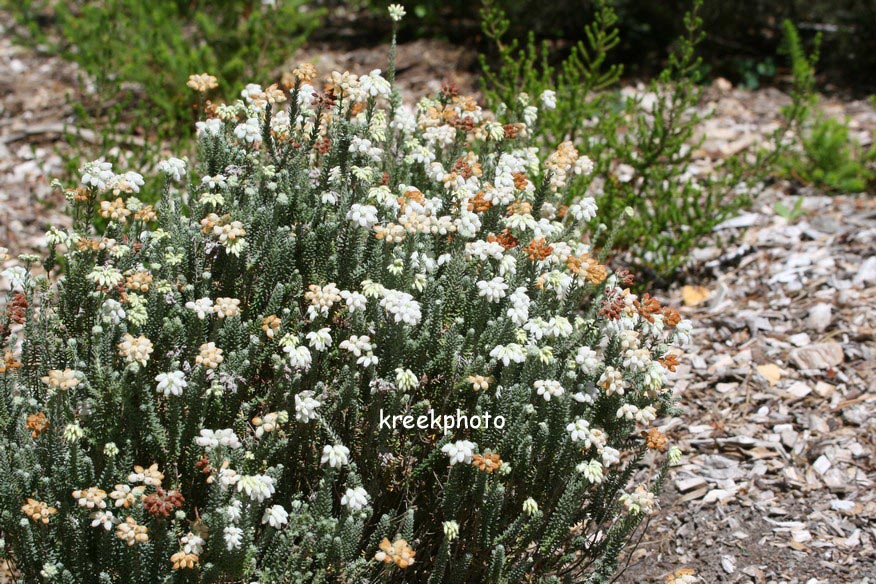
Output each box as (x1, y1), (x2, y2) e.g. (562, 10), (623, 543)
(0, 6), (690, 583)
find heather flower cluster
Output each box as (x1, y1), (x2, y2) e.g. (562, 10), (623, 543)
(0, 10), (688, 583)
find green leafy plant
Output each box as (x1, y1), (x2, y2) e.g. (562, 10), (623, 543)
(7, 0), (320, 128)
(774, 196), (806, 222)
(782, 113), (876, 193)
(0, 12), (691, 582)
(479, 1), (818, 284)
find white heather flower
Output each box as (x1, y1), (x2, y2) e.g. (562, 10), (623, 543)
(566, 419), (591, 443)
(380, 289), (422, 326)
(196, 428), (241, 450)
(218, 467), (241, 490)
(185, 297), (214, 319)
(201, 174), (227, 190)
(223, 500), (243, 522)
(100, 299), (126, 324)
(574, 346), (600, 374)
(261, 505), (288, 529)
(118, 334), (153, 366)
(236, 474), (275, 502)
(395, 367), (418, 391)
(477, 277), (508, 303)
(155, 371), (187, 397)
(361, 280), (385, 298)
(294, 391), (322, 423)
(637, 405), (657, 424)
(341, 486), (370, 512)
(675, 319), (693, 345)
(306, 327), (333, 351)
(522, 497), (539, 516)
(540, 89), (557, 110)
(578, 459), (604, 484)
(87, 266), (123, 288)
(388, 3), (406, 21)
(339, 335), (373, 357)
(534, 379), (564, 401)
(347, 204), (379, 228)
(598, 366), (626, 396)
(284, 344), (313, 371)
(81, 159), (114, 190)
(507, 287), (530, 326)
(321, 444), (350, 468)
(616, 404), (639, 421)
(305, 283), (342, 319)
(359, 69), (392, 98)
(340, 290), (367, 313)
(623, 348), (651, 372)
(620, 485), (657, 515)
(601, 446), (621, 467)
(224, 526), (243, 550)
(574, 155), (594, 176)
(234, 117), (262, 144)
(490, 343), (526, 366)
(0, 266), (27, 290)
(443, 520), (460, 541)
(181, 532), (205, 555)
(90, 510), (116, 530)
(158, 157), (187, 181)
(64, 423), (84, 443)
(441, 440), (476, 465)
(568, 197), (598, 222)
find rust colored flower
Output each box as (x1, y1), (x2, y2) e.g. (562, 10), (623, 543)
(0, 351), (22, 373)
(512, 172), (529, 191)
(494, 229), (519, 250)
(662, 307), (682, 328)
(468, 191), (493, 213)
(26, 412), (49, 438)
(659, 353), (681, 372)
(615, 268), (635, 287)
(524, 238), (553, 261)
(143, 487), (185, 518)
(643, 428), (668, 451)
(7, 292), (29, 325)
(262, 314), (281, 339)
(440, 81), (459, 101)
(503, 123), (522, 140)
(315, 136), (331, 154)
(598, 294), (626, 321)
(635, 293), (662, 323)
(471, 452), (503, 473)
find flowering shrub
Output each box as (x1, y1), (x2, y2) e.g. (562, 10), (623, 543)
(0, 10), (690, 582)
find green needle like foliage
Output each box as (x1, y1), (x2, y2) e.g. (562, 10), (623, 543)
(480, 1), (818, 284)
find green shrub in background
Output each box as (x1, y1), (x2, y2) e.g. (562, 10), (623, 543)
(0, 10), (692, 582)
(479, 0), (818, 283)
(782, 113), (876, 194)
(7, 0), (320, 129)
